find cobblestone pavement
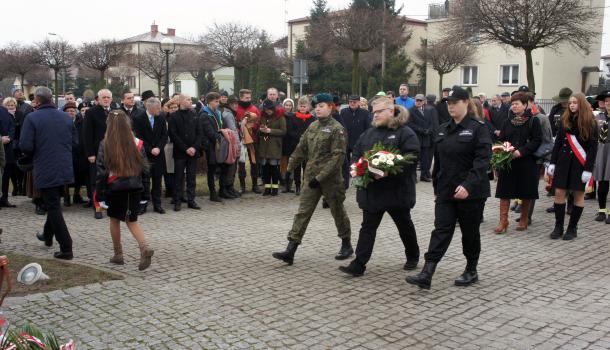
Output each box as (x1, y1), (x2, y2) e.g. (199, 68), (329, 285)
(1, 182), (610, 349)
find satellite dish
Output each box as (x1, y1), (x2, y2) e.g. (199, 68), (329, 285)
(17, 263), (49, 285)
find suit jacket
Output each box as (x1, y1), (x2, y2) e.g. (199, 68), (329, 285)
(83, 105), (109, 158)
(120, 104), (140, 124)
(168, 108), (203, 159)
(408, 106), (435, 148)
(133, 110), (168, 164)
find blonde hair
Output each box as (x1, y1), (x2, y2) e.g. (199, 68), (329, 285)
(297, 96), (311, 110)
(2, 97), (17, 108)
(371, 97), (409, 129)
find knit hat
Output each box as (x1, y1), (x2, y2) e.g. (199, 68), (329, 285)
(142, 90), (155, 101)
(283, 98), (295, 109)
(262, 99), (276, 110)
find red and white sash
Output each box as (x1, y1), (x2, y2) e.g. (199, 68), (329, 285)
(566, 133), (586, 167)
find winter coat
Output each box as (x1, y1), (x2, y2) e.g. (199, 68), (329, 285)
(408, 106), (438, 148)
(340, 107), (372, 151)
(352, 125), (420, 212)
(132, 110), (168, 165)
(0, 106), (15, 164)
(283, 112), (315, 156)
(258, 110), (287, 160)
(19, 104), (77, 189)
(83, 104), (110, 158)
(200, 106), (224, 164)
(168, 108), (203, 160)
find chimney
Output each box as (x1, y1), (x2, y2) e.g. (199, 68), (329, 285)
(151, 23), (158, 34)
(167, 28), (176, 36)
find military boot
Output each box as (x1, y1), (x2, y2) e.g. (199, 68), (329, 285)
(339, 259), (366, 277)
(272, 240), (299, 265)
(405, 261), (437, 290)
(455, 260), (478, 286)
(335, 238), (353, 260)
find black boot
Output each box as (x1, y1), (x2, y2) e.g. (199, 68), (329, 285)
(455, 260), (478, 286)
(272, 240), (299, 265)
(550, 203), (566, 239)
(563, 206), (583, 241)
(252, 185), (262, 194)
(295, 182), (301, 196)
(63, 195), (71, 207)
(406, 261), (437, 290)
(282, 173), (294, 193)
(403, 258), (420, 271)
(262, 187), (271, 196)
(335, 238), (354, 260)
(271, 188), (279, 196)
(209, 192), (222, 203)
(339, 259), (366, 277)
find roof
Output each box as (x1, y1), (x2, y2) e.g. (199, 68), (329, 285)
(288, 11), (426, 26)
(120, 32), (197, 46)
(602, 54), (610, 60)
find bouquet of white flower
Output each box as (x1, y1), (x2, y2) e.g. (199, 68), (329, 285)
(350, 142), (416, 189)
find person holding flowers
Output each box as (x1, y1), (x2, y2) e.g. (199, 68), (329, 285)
(548, 93), (598, 240)
(338, 97), (420, 277)
(406, 86), (492, 290)
(493, 92), (542, 233)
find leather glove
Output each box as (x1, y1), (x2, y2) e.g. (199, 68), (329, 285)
(546, 164), (555, 176)
(308, 178), (320, 189)
(582, 171), (592, 184)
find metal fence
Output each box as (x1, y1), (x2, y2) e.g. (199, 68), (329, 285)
(535, 99), (557, 114)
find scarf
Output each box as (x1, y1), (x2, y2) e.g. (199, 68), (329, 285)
(238, 101), (252, 109)
(296, 112), (312, 121)
(510, 112), (530, 126)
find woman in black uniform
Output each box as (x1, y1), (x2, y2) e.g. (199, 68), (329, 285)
(547, 93), (598, 240)
(406, 86), (492, 290)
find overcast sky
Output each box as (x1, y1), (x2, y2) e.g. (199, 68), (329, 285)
(1, 0), (609, 54)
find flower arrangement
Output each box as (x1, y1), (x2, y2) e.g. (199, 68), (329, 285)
(0, 315), (75, 350)
(350, 142), (416, 189)
(490, 142), (516, 171)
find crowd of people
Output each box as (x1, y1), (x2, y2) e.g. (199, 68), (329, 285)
(0, 81), (608, 286)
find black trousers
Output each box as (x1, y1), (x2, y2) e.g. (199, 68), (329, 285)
(88, 162), (97, 206)
(207, 162), (228, 194)
(293, 162), (307, 186)
(419, 147), (432, 179)
(147, 160), (164, 207)
(424, 199), (485, 264)
(238, 160), (259, 188)
(1, 163), (15, 200)
(342, 151), (351, 189)
(174, 157), (197, 202)
(41, 186), (73, 253)
(355, 208), (420, 267)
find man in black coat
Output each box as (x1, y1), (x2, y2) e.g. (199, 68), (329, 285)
(409, 94), (436, 182)
(436, 88), (452, 125)
(83, 88), (113, 219)
(133, 97), (168, 214)
(119, 91), (140, 125)
(168, 93), (203, 211)
(341, 95), (372, 167)
(0, 105), (15, 207)
(339, 96), (420, 277)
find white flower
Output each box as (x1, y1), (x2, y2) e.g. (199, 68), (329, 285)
(387, 153), (395, 160)
(350, 170), (358, 178)
(378, 154), (388, 163)
(372, 159), (381, 166)
(396, 154), (404, 160)
(386, 160), (394, 166)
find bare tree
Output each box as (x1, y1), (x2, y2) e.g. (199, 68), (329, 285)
(37, 38), (76, 104)
(175, 45), (217, 95)
(448, 0), (599, 92)
(330, 5), (408, 93)
(416, 37), (476, 95)
(0, 43), (40, 91)
(201, 23), (260, 90)
(136, 47), (181, 97)
(78, 39), (128, 82)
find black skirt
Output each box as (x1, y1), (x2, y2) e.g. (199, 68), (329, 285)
(495, 156), (540, 199)
(106, 191), (141, 222)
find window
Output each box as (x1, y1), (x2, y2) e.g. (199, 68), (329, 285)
(126, 76), (136, 88)
(174, 81), (182, 93)
(462, 66), (478, 86)
(500, 65), (519, 85)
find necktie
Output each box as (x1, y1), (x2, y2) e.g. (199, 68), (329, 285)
(149, 116), (154, 129)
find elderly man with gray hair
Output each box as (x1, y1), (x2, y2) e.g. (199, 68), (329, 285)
(20, 87), (76, 260)
(133, 97), (168, 214)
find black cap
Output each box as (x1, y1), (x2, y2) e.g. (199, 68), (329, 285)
(142, 90), (155, 101)
(500, 92), (511, 97)
(348, 95), (360, 101)
(446, 86), (470, 101)
(262, 99), (276, 110)
(518, 85), (530, 92)
(596, 90), (610, 101)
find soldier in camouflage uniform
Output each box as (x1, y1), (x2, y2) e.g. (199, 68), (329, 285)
(272, 93), (353, 265)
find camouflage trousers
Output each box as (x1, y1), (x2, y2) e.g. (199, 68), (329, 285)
(287, 180), (351, 244)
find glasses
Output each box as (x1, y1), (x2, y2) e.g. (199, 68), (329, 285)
(372, 108), (392, 115)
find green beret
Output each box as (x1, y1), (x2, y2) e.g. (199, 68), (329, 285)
(311, 93), (334, 108)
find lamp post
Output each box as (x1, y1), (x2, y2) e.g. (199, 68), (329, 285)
(159, 37), (175, 99)
(48, 33), (66, 97)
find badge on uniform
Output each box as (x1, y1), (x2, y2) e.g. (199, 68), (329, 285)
(388, 135), (396, 139)
(459, 130), (473, 137)
(321, 128), (331, 133)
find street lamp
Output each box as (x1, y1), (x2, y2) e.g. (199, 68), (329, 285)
(159, 37), (175, 99)
(48, 33), (66, 97)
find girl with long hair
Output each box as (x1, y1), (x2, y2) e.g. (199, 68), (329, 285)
(96, 110), (154, 270)
(547, 93), (599, 240)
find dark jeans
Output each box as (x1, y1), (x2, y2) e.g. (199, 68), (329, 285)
(41, 186), (73, 253)
(1, 163), (15, 200)
(420, 147), (432, 179)
(238, 160), (259, 188)
(223, 163), (237, 190)
(262, 163), (280, 186)
(425, 199), (485, 264)
(207, 162), (228, 194)
(174, 157), (197, 202)
(355, 208), (419, 267)
(147, 160), (164, 207)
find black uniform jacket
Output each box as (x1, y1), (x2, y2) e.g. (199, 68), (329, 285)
(432, 115), (492, 201)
